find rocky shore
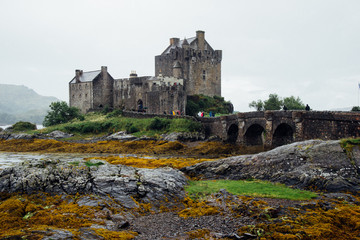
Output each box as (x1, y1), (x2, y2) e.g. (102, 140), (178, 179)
(184, 139), (360, 193)
(0, 135), (360, 239)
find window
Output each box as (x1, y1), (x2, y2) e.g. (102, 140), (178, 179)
(202, 70), (206, 80)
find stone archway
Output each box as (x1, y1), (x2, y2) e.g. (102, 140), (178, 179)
(244, 124), (265, 146)
(227, 124), (239, 143)
(272, 123), (294, 147)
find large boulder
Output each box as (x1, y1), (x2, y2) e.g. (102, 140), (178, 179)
(0, 159), (187, 208)
(182, 140), (360, 193)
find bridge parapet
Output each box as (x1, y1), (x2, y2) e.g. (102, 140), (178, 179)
(197, 111), (360, 147)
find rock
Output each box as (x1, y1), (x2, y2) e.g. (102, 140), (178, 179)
(0, 159), (187, 209)
(182, 140), (360, 193)
(7, 133), (34, 140)
(46, 130), (74, 139)
(162, 132), (205, 141)
(106, 131), (137, 141)
(42, 229), (73, 240)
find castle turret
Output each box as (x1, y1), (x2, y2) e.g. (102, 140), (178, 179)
(173, 61), (182, 79)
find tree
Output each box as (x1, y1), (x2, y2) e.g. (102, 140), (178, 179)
(283, 96), (305, 110)
(264, 94), (283, 110)
(43, 101), (82, 127)
(352, 106), (360, 112)
(249, 94), (306, 111)
(248, 100), (264, 111)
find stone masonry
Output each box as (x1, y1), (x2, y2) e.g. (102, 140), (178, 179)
(69, 30), (221, 114)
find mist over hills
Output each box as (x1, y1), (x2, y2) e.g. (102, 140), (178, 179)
(0, 84), (59, 125)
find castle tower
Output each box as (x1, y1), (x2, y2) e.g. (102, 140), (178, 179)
(172, 61), (182, 79)
(155, 30), (222, 97)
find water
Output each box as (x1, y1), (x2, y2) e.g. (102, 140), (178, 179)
(0, 124), (44, 130)
(0, 152), (107, 169)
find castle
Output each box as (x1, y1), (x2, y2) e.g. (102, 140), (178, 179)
(69, 31), (222, 114)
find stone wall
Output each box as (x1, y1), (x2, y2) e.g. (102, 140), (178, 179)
(92, 67), (114, 111)
(69, 82), (93, 114)
(155, 31), (222, 97)
(197, 111), (360, 147)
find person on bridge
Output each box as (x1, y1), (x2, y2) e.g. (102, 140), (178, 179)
(305, 104), (310, 111)
(283, 105), (288, 111)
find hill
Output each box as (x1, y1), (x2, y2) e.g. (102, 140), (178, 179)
(0, 84), (59, 125)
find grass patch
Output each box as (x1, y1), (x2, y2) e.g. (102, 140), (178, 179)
(185, 180), (318, 200)
(35, 112), (202, 139)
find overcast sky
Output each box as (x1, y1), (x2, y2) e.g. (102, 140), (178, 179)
(1, 0), (360, 112)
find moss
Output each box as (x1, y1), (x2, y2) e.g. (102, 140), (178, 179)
(93, 228), (138, 239)
(85, 155), (214, 169)
(0, 139), (244, 158)
(178, 197), (219, 218)
(186, 228), (211, 239)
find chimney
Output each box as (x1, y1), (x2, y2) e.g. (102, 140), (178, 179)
(101, 66), (107, 75)
(75, 69), (82, 83)
(196, 30), (205, 51)
(169, 37), (180, 46)
(130, 70), (138, 78)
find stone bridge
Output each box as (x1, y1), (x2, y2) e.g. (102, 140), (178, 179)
(198, 111), (360, 147)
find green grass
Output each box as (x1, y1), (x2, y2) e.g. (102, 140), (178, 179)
(35, 112), (203, 139)
(185, 180), (318, 200)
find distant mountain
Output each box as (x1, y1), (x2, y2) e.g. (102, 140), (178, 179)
(0, 84), (59, 125)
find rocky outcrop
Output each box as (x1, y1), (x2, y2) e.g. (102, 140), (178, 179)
(161, 132), (205, 142)
(183, 140), (360, 192)
(106, 131), (137, 141)
(0, 133), (35, 140)
(0, 159), (187, 208)
(45, 130), (74, 139)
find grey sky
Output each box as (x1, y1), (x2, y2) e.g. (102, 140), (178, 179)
(1, 0), (360, 111)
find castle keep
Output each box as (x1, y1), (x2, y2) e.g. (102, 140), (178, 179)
(69, 31), (222, 114)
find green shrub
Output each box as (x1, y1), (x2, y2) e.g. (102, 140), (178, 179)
(186, 94), (233, 116)
(352, 106), (360, 112)
(148, 117), (170, 130)
(106, 109), (123, 118)
(11, 121), (37, 131)
(43, 101), (83, 127)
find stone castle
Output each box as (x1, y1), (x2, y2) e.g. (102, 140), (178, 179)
(69, 30), (222, 114)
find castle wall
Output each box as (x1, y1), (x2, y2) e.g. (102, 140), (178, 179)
(113, 76), (186, 114)
(92, 68), (114, 110)
(155, 40), (222, 97)
(69, 82), (93, 114)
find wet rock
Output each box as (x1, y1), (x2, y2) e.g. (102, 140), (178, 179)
(46, 130), (73, 139)
(162, 132), (205, 141)
(183, 140), (360, 193)
(7, 133), (34, 140)
(42, 229), (73, 240)
(0, 159), (187, 209)
(106, 131), (137, 141)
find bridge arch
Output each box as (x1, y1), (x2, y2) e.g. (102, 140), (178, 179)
(244, 124), (265, 146)
(272, 123), (294, 147)
(227, 124), (239, 143)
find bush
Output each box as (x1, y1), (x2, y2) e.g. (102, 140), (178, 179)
(11, 121), (37, 131)
(106, 109), (123, 118)
(186, 95), (233, 116)
(352, 106), (360, 112)
(43, 101), (83, 127)
(148, 117), (170, 131)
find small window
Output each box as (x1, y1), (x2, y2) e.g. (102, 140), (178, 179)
(202, 70), (206, 80)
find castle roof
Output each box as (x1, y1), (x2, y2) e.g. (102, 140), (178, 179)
(69, 70), (101, 83)
(162, 37), (196, 55)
